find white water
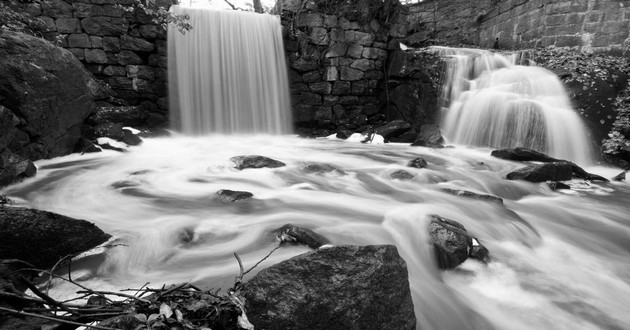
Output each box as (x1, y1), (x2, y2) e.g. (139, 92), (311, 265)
(168, 7), (292, 134)
(3, 136), (630, 330)
(433, 47), (594, 165)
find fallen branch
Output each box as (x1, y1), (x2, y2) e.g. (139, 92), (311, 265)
(0, 306), (121, 330)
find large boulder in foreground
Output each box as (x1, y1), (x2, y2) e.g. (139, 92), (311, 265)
(0, 207), (111, 268)
(506, 161), (609, 183)
(0, 31), (106, 161)
(429, 215), (472, 269)
(242, 245), (416, 330)
(491, 147), (559, 162)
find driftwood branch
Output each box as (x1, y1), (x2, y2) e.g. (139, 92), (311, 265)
(0, 306), (121, 330)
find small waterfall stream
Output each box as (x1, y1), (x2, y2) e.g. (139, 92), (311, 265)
(432, 47), (594, 165)
(168, 6), (292, 134)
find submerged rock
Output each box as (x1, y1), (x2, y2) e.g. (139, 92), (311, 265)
(302, 163), (343, 174)
(442, 188), (503, 204)
(242, 245), (416, 330)
(547, 181), (571, 190)
(274, 224), (329, 249)
(407, 157), (428, 168)
(491, 147), (559, 162)
(429, 215), (471, 269)
(0, 207), (111, 268)
(217, 189), (253, 202)
(230, 155), (286, 170)
(507, 162), (574, 182)
(411, 124), (444, 148)
(391, 169), (415, 180)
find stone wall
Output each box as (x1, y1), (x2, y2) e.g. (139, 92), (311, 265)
(281, 0), (409, 135)
(20, 0), (173, 126)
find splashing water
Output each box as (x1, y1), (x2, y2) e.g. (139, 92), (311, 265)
(432, 47), (594, 165)
(168, 7), (292, 134)
(3, 136), (629, 330)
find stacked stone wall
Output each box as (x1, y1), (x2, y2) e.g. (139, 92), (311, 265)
(282, 5), (409, 134)
(20, 0), (173, 125)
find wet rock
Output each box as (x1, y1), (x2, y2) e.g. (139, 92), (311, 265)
(374, 120), (412, 140)
(274, 224), (329, 249)
(86, 106), (147, 127)
(411, 124), (444, 148)
(391, 169), (414, 180)
(230, 155), (286, 170)
(111, 180), (140, 189)
(547, 181), (571, 190)
(567, 162), (609, 182)
(0, 207), (111, 268)
(390, 129), (417, 143)
(428, 215), (471, 269)
(217, 189), (253, 202)
(302, 163), (343, 174)
(121, 129), (142, 146)
(335, 129), (354, 139)
(613, 170), (626, 181)
(74, 138), (102, 154)
(491, 147), (559, 162)
(469, 238), (490, 263)
(242, 245), (416, 330)
(506, 162), (574, 182)
(407, 157), (428, 168)
(442, 188), (503, 204)
(0, 150), (37, 187)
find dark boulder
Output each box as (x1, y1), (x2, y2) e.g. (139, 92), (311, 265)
(391, 169), (415, 180)
(216, 189), (253, 202)
(442, 188), (503, 204)
(411, 124), (444, 148)
(74, 138), (102, 154)
(567, 162), (609, 182)
(302, 163), (343, 174)
(547, 181), (571, 190)
(469, 239), (490, 263)
(506, 162), (574, 182)
(613, 170), (627, 181)
(407, 157), (428, 168)
(0, 31), (106, 160)
(335, 129), (354, 139)
(0, 207), (111, 268)
(121, 129), (142, 146)
(0, 149), (37, 187)
(242, 245), (416, 330)
(429, 215), (471, 269)
(94, 123), (126, 141)
(491, 147), (559, 162)
(86, 106), (148, 127)
(230, 155), (286, 170)
(374, 120), (412, 140)
(274, 224), (329, 249)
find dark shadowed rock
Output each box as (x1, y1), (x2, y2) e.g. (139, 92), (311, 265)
(217, 189), (253, 202)
(242, 245), (416, 330)
(374, 120), (412, 140)
(506, 162), (574, 182)
(230, 155), (286, 170)
(429, 215), (472, 269)
(491, 147), (559, 162)
(302, 163), (343, 174)
(547, 181), (571, 190)
(391, 169), (414, 180)
(567, 162), (609, 182)
(411, 124), (444, 148)
(0, 207), (111, 268)
(470, 238), (490, 263)
(335, 129), (354, 139)
(95, 123), (126, 140)
(407, 157), (428, 168)
(274, 224), (329, 249)
(613, 170), (626, 181)
(121, 129), (142, 146)
(74, 138), (102, 154)
(0, 150), (37, 186)
(442, 188), (503, 204)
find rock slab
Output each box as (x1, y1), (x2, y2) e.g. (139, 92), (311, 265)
(242, 245), (416, 330)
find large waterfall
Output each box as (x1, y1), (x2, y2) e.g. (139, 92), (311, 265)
(434, 47), (594, 165)
(168, 6), (292, 134)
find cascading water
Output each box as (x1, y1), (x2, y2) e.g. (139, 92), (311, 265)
(168, 6), (292, 134)
(434, 46), (594, 165)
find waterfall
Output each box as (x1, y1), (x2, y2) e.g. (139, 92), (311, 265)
(168, 6), (292, 134)
(432, 46), (594, 165)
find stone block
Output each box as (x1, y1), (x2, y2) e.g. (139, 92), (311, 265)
(72, 3), (103, 18)
(298, 92), (322, 105)
(567, 13), (585, 25)
(291, 58), (319, 72)
(324, 15), (337, 28)
(56, 18), (82, 33)
(297, 13), (323, 27)
(347, 44), (363, 58)
(41, 0), (73, 18)
(292, 83), (310, 92)
(333, 104), (345, 118)
(332, 81), (351, 95)
(309, 82), (332, 94)
(338, 17), (350, 29)
(354, 31), (374, 46)
(120, 35), (155, 52)
(310, 27), (329, 45)
(103, 65), (127, 76)
(323, 95), (339, 106)
(127, 65), (155, 80)
(38, 17), (57, 32)
(325, 43), (348, 57)
(554, 35), (582, 47)
(324, 67), (339, 81)
(388, 23), (407, 38)
(107, 76), (133, 90)
(351, 81), (368, 95)
(546, 1), (572, 14)
(294, 104), (315, 123)
(68, 33), (91, 48)
(103, 37), (121, 52)
(147, 54), (167, 68)
(106, 52), (118, 64)
(102, 5), (124, 17)
(155, 40), (167, 55)
(331, 28), (346, 42)
(545, 15), (566, 26)
(68, 48), (85, 61)
(340, 95), (359, 106)
(90, 36), (103, 48)
(132, 78), (154, 93)
(139, 25), (164, 39)
(350, 59), (373, 71)
(81, 17), (129, 36)
(85, 49), (108, 64)
(118, 50), (143, 65)
(362, 47), (387, 60)
(303, 71), (321, 83)
(314, 107), (332, 121)
(24, 3), (42, 16)
(85, 64), (105, 75)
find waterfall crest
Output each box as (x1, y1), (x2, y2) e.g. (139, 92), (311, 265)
(168, 6), (292, 134)
(433, 46), (593, 165)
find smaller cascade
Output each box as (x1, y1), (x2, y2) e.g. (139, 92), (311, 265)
(168, 6), (292, 135)
(431, 46), (594, 165)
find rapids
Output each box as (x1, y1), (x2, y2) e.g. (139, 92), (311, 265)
(2, 135), (630, 330)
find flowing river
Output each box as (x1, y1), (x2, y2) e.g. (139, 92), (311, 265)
(2, 135), (629, 330)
